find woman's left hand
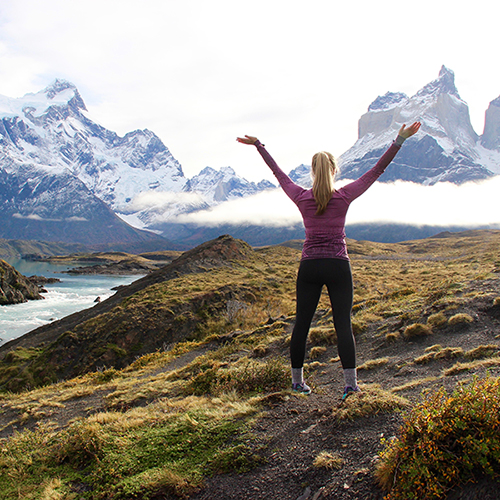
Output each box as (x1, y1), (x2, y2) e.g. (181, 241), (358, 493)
(236, 135), (258, 145)
(398, 122), (421, 139)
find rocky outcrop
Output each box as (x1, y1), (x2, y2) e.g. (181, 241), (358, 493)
(481, 96), (500, 150)
(0, 260), (43, 305)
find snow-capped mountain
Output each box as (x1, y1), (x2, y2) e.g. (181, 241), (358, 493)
(2, 69), (499, 249)
(0, 79), (186, 210)
(337, 66), (500, 184)
(0, 80), (274, 244)
(289, 164), (312, 189)
(185, 166), (274, 204)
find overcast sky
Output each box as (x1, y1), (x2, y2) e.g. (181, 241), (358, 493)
(0, 0), (498, 183)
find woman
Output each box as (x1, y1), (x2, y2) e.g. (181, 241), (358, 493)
(237, 122), (421, 399)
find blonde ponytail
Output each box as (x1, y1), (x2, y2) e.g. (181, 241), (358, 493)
(311, 151), (337, 215)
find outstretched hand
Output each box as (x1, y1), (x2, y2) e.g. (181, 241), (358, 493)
(236, 135), (258, 145)
(398, 122), (421, 139)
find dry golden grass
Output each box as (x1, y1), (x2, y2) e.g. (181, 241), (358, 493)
(357, 357), (390, 371)
(385, 332), (400, 343)
(309, 326), (336, 345)
(334, 384), (409, 420)
(403, 323), (432, 339)
(309, 346), (327, 359)
(465, 344), (500, 359)
(391, 376), (440, 393)
(427, 312), (447, 328)
(443, 357), (500, 376)
(313, 451), (343, 469)
(448, 313), (474, 326)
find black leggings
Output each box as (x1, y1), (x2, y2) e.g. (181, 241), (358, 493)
(291, 258), (355, 369)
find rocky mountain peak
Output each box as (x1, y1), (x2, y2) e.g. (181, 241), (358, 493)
(368, 92), (408, 111)
(416, 65), (460, 99)
(340, 66), (496, 185)
(481, 94), (500, 150)
(43, 78), (87, 112)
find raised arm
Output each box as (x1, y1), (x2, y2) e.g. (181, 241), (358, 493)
(339, 122), (421, 203)
(237, 135), (304, 202)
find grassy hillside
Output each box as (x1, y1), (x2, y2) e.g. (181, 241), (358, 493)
(0, 231), (500, 499)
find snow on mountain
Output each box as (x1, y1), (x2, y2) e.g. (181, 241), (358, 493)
(185, 166), (274, 203)
(0, 79), (275, 243)
(0, 79), (187, 212)
(337, 66), (499, 184)
(289, 164), (312, 188)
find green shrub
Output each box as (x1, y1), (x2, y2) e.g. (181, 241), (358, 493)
(376, 376), (500, 499)
(184, 357), (289, 396)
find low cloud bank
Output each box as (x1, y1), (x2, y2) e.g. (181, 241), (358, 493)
(169, 175), (500, 228)
(173, 189), (301, 227)
(128, 191), (205, 213)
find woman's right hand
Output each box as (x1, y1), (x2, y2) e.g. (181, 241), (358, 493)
(236, 135), (258, 145)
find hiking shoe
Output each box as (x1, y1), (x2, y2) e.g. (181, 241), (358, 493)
(291, 382), (312, 395)
(342, 386), (360, 401)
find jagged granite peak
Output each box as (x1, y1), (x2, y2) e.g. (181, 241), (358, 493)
(481, 95), (500, 150)
(340, 66), (498, 185)
(368, 92), (408, 111)
(0, 81), (187, 212)
(416, 65), (460, 98)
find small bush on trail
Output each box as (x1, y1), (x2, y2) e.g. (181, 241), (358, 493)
(403, 323), (432, 339)
(357, 357), (389, 371)
(309, 327), (336, 345)
(309, 346), (327, 359)
(313, 451), (343, 469)
(448, 313), (473, 326)
(427, 312), (447, 328)
(334, 384), (409, 421)
(376, 376), (500, 499)
(184, 357), (289, 396)
(385, 332), (400, 343)
(465, 344), (500, 360)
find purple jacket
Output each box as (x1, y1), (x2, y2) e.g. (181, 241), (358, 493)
(255, 140), (402, 261)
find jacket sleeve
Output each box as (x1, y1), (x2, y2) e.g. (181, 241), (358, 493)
(337, 142), (402, 203)
(255, 141), (305, 202)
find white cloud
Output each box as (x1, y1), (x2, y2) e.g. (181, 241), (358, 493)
(172, 175), (500, 228)
(346, 176), (500, 227)
(128, 191), (205, 212)
(174, 189), (301, 227)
